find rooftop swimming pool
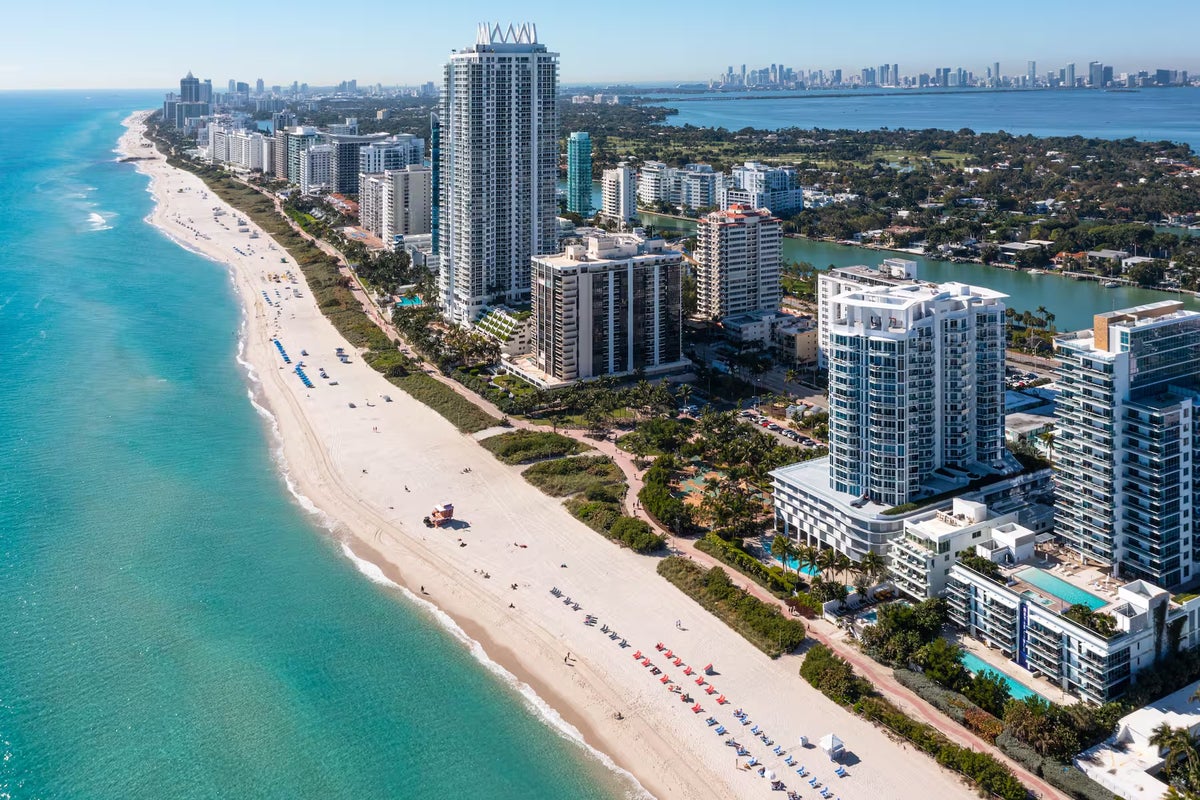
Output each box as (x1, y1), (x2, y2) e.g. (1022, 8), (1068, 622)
(960, 652), (1047, 703)
(1016, 567), (1108, 611)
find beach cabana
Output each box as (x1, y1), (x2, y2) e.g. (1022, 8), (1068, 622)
(819, 733), (844, 761)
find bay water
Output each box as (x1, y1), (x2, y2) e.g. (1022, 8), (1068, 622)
(0, 92), (630, 800)
(655, 87), (1200, 151)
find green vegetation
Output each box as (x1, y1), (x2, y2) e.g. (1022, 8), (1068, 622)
(860, 598), (948, 666)
(144, 117), (500, 435)
(606, 516), (665, 554)
(568, 102), (1200, 293)
(799, 645), (1028, 800)
(656, 558), (805, 658)
(1062, 604), (1120, 637)
(694, 533), (817, 611)
(481, 430), (588, 465)
(522, 455), (625, 498)
(958, 554), (1003, 580)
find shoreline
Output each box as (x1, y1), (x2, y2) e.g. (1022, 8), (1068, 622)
(119, 109), (981, 800)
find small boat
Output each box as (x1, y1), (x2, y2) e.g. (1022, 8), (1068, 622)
(1028, 269), (1043, 275)
(1102, 281), (1120, 288)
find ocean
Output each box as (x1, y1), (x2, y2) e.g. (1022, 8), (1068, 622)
(655, 87), (1200, 151)
(0, 92), (630, 799)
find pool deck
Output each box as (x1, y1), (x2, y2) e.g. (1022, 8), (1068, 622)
(1000, 549), (1124, 615)
(954, 635), (1078, 706)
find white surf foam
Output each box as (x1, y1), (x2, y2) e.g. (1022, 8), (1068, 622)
(338, 542), (652, 800)
(86, 211), (112, 231)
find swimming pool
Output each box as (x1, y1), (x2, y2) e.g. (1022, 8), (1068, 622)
(1016, 567), (1108, 611)
(396, 296), (424, 307)
(961, 651), (1047, 703)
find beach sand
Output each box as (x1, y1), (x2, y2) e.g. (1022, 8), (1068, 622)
(118, 110), (979, 800)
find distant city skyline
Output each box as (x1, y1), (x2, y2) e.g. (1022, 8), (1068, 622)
(2, 0), (1199, 90)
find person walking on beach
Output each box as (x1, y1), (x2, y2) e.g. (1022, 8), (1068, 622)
(563, 652), (572, 664)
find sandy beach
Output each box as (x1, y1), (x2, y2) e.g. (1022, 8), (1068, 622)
(117, 109), (980, 800)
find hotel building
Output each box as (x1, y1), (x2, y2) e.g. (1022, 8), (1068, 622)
(772, 281), (1011, 560)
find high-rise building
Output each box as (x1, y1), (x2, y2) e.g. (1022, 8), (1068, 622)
(637, 161), (673, 206)
(256, 78), (265, 95)
(359, 134), (424, 173)
(284, 126), (321, 186)
(824, 283), (1008, 508)
(1066, 62), (1076, 87)
(438, 22), (559, 325)
(816, 259), (919, 367)
(180, 73), (201, 101)
(695, 206), (781, 321)
(1027, 60), (1037, 86)
(601, 162), (637, 226)
(992, 62), (1001, 86)
(360, 166), (433, 245)
(299, 144), (333, 195)
(530, 233), (684, 383)
(1054, 301), (1200, 590)
(329, 132), (383, 194)
(566, 131), (592, 217)
(1089, 61), (1105, 87)
(718, 161), (804, 217)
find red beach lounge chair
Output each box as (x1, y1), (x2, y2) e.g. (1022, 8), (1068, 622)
(692, 703), (703, 713)
(696, 676), (706, 685)
(717, 695), (727, 704)
(660, 675), (671, 684)
(633, 650), (642, 659)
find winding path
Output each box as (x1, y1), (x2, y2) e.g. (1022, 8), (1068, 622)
(239, 176), (1065, 800)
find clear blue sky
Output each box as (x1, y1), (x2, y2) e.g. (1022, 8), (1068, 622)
(2, 0), (1198, 89)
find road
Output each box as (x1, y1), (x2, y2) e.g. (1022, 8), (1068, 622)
(237, 179), (1064, 800)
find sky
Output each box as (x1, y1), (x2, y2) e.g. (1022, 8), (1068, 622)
(2, 0), (1199, 90)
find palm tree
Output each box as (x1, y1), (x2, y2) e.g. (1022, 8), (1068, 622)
(834, 552), (853, 584)
(861, 551), (890, 584)
(816, 548), (839, 582)
(771, 533), (794, 575)
(675, 383), (693, 410)
(1151, 723), (1200, 791)
(796, 544), (819, 581)
(784, 369), (798, 387)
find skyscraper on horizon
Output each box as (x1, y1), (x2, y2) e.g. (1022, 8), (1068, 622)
(566, 131), (592, 217)
(438, 22), (559, 326)
(180, 72), (201, 102)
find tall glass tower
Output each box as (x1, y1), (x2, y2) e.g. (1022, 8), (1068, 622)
(438, 22), (559, 326)
(1055, 301), (1200, 589)
(566, 131), (592, 217)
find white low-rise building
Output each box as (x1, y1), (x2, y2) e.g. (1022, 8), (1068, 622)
(948, 555), (1200, 703)
(1079, 679), (1200, 800)
(889, 498), (1022, 600)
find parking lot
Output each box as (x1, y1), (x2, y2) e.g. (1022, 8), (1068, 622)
(736, 408), (825, 450)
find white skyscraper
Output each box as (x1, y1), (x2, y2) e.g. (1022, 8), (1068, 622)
(816, 259), (919, 367)
(695, 206), (782, 320)
(826, 282), (1008, 506)
(601, 163), (637, 226)
(438, 23), (559, 325)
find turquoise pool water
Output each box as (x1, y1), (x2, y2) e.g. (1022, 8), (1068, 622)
(961, 652), (1047, 703)
(1016, 567), (1108, 610)
(397, 296), (424, 307)
(764, 538), (820, 577)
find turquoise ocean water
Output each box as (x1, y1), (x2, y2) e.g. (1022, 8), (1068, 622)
(0, 92), (630, 799)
